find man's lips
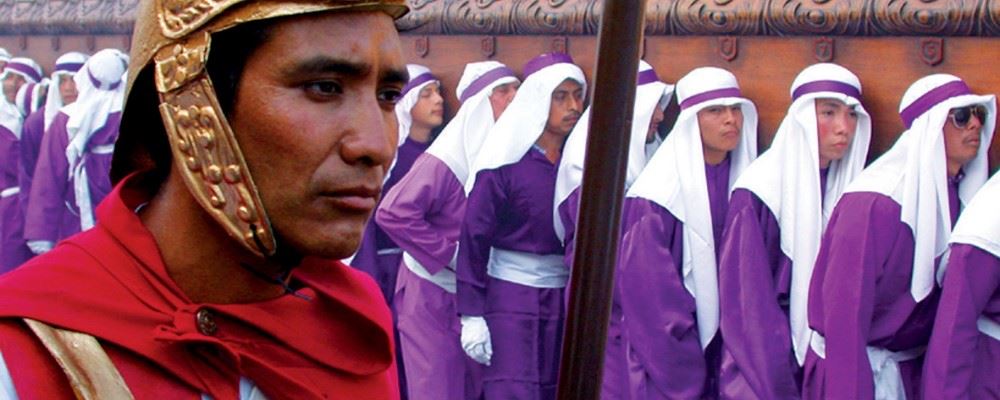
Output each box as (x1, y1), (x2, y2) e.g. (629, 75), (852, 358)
(322, 187), (379, 212)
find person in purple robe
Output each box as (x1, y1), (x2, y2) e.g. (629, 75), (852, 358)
(553, 59), (674, 400)
(716, 63), (872, 400)
(23, 49), (128, 255)
(16, 52), (87, 262)
(0, 57), (43, 271)
(352, 64), (443, 304)
(618, 67), (758, 400)
(923, 171), (1000, 399)
(803, 73), (996, 400)
(457, 52), (585, 399)
(376, 60), (519, 400)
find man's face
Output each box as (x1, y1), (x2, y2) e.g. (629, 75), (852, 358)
(815, 98), (859, 168)
(59, 74), (78, 105)
(229, 11), (406, 259)
(410, 81), (443, 130)
(697, 103), (744, 155)
(488, 81), (518, 120)
(544, 78), (584, 137)
(2, 72), (26, 104)
(943, 105), (985, 169)
(646, 104), (665, 143)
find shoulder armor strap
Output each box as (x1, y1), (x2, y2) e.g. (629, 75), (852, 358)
(23, 318), (134, 400)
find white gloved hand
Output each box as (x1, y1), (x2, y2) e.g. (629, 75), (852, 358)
(26, 240), (54, 255)
(460, 315), (493, 365)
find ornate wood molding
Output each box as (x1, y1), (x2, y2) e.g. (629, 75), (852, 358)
(2, 0), (1000, 36)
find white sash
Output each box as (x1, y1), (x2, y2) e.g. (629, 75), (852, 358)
(0, 187), (20, 198)
(402, 252), (456, 294)
(978, 316), (1000, 341)
(486, 248), (567, 288)
(809, 333), (923, 400)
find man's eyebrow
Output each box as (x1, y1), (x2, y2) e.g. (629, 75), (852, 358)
(284, 56), (369, 77)
(381, 67), (409, 87)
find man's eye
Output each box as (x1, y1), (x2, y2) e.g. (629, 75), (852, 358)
(378, 88), (403, 104)
(305, 81), (342, 96)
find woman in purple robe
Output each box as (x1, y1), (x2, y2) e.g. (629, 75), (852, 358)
(553, 59), (673, 400)
(456, 52), (585, 399)
(717, 63), (871, 399)
(352, 64), (442, 304)
(375, 60), (519, 400)
(618, 67), (758, 400)
(923, 171), (1000, 399)
(803, 73), (996, 399)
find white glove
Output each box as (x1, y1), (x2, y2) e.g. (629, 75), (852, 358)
(27, 240), (54, 255)
(460, 315), (493, 365)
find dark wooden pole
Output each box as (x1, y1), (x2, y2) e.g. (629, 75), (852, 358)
(556, 1), (647, 399)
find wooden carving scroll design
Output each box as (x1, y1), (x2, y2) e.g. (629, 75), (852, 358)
(2, 0), (1000, 36)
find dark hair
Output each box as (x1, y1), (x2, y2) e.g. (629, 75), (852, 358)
(111, 20), (272, 184)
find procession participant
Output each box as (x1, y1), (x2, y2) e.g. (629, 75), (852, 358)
(18, 52), (86, 257)
(0, 1), (410, 397)
(353, 63), (443, 303)
(0, 58), (43, 270)
(553, 59), (673, 400)
(1, 57), (42, 106)
(457, 52), (585, 399)
(22, 49), (126, 254)
(618, 66), (758, 399)
(923, 171), (1000, 399)
(376, 60), (519, 400)
(717, 63), (871, 399)
(803, 73), (995, 399)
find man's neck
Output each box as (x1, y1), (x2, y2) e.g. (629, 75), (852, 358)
(947, 160), (963, 178)
(704, 149), (729, 166)
(535, 129), (565, 164)
(408, 125), (432, 144)
(140, 172), (289, 304)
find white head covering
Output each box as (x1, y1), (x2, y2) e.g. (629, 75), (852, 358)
(465, 53), (587, 193)
(627, 67), (758, 349)
(553, 60), (674, 242)
(62, 48), (128, 230)
(847, 73), (995, 301)
(0, 57), (43, 135)
(0, 48), (10, 64)
(44, 51), (88, 130)
(733, 63), (871, 365)
(425, 61), (519, 184)
(947, 171), (1000, 260)
(15, 80), (48, 119)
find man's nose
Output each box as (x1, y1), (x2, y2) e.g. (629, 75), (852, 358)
(340, 98), (395, 167)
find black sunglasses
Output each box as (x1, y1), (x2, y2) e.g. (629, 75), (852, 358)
(948, 105), (987, 129)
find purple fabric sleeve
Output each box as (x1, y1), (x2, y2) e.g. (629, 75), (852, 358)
(557, 188), (582, 269)
(375, 154), (465, 275)
(17, 108), (45, 210)
(457, 168), (505, 316)
(23, 113), (74, 242)
(617, 197), (706, 399)
(923, 244), (1000, 399)
(718, 189), (800, 400)
(805, 192), (930, 400)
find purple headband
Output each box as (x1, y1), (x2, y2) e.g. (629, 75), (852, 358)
(401, 72), (438, 98)
(637, 68), (660, 86)
(523, 53), (575, 79)
(792, 80), (861, 102)
(6, 62), (42, 83)
(88, 68), (122, 91)
(679, 87), (742, 110)
(899, 80), (973, 129)
(55, 62), (85, 74)
(459, 66), (516, 103)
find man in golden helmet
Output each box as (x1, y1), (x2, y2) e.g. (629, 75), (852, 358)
(0, 1), (410, 398)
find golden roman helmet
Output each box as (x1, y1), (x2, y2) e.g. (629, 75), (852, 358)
(112, 1), (408, 258)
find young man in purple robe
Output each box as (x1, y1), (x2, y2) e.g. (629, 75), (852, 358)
(352, 64), (443, 304)
(457, 52), (585, 399)
(717, 63), (872, 400)
(0, 57), (43, 271)
(803, 74), (996, 399)
(923, 171), (1000, 399)
(553, 59), (673, 400)
(618, 67), (758, 400)
(376, 60), (519, 400)
(23, 49), (127, 254)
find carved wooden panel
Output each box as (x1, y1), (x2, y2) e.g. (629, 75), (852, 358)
(2, 0), (1000, 36)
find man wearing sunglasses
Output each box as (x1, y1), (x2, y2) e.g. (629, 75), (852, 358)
(803, 74), (996, 400)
